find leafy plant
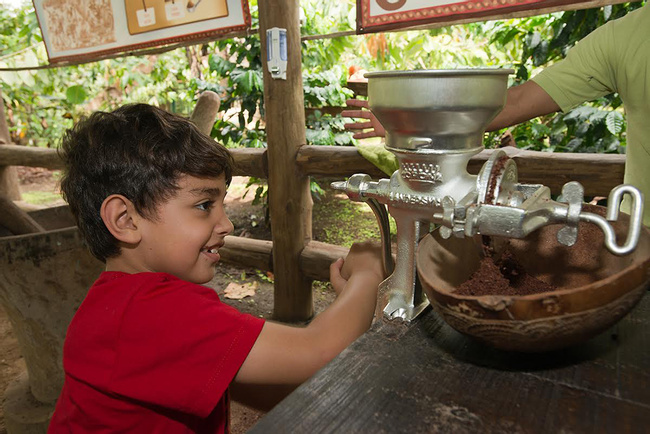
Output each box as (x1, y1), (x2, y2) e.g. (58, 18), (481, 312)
(206, 33), (266, 148)
(303, 66), (355, 146)
(485, 2), (643, 153)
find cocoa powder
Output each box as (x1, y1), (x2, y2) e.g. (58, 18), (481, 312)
(455, 240), (557, 296)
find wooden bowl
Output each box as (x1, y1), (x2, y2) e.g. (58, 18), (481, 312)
(416, 211), (650, 352)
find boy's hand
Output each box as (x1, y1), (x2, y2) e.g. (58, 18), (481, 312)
(340, 241), (385, 283)
(329, 242), (385, 296)
(329, 258), (347, 296)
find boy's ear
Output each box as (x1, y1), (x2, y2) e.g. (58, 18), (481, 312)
(100, 195), (142, 244)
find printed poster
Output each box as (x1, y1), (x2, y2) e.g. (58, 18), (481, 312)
(357, 0), (627, 33)
(33, 0), (250, 64)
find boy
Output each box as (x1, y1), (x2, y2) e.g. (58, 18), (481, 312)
(48, 104), (384, 433)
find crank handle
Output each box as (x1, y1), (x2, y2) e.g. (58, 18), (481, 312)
(579, 185), (644, 256)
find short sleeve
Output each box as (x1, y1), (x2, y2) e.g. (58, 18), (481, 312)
(532, 22), (618, 112)
(108, 276), (264, 418)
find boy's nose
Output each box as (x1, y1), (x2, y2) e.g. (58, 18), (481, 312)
(216, 214), (234, 236)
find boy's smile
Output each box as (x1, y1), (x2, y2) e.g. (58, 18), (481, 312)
(108, 174), (234, 284)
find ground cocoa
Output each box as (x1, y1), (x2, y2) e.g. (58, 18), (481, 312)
(455, 237), (557, 296)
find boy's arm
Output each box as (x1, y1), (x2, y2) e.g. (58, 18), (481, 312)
(231, 242), (384, 410)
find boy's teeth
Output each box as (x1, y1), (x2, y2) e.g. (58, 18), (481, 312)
(209, 248), (218, 253)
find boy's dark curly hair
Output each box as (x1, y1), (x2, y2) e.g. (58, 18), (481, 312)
(59, 103), (233, 262)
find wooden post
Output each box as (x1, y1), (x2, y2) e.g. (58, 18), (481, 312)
(0, 193), (45, 235)
(259, 0), (314, 321)
(190, 91), (221, 135)
(0, 91), (21, 200)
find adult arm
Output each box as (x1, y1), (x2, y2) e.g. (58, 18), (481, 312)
(231, 242), (384, 410)
(486, 81), (561, 132)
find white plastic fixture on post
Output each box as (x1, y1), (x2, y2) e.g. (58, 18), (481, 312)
(266, 27), (287, 80)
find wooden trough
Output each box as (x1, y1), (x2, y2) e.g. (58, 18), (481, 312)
(0, 206), (103, 433)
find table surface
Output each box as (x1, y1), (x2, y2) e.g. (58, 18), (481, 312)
(250, 292), (650, 434)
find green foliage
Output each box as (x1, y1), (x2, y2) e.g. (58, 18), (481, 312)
(303, 68), (353, 107)
(65, 85), (87, 105)
(206, 32), (266, 148)
(300, 0), (356, 69)
(305, 111), (355, 146)
(489, 2), (643, 82)
(485, 2), (644, 153)
(303, 66), (355, 146)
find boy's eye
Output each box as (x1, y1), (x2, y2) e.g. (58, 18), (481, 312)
(196, 201), (214, 212)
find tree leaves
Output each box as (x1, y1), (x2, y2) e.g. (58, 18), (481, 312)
(605, 110), (624, 135)
(231, 69), (264, 94)
(65, 85), (87, 105)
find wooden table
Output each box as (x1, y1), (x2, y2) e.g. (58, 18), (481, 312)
(250, 293), (650, 433)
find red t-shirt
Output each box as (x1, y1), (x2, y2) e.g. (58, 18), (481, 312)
(48, 272), (265, 433)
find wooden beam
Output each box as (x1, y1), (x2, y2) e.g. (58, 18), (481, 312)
(220, 235), (273, 272)
(220, 236), (347, 283)
(296, 145), (386, 178)
(0, 144), (267, 178)
(467, 147), (626, 198)
(0, 145), (64, 170)
(299, 241), (349, 282)
(0, 92), (21, 200)
(259, 0), (314, 321)
(297, 145), (625, 198)
(0, 193), (45, 235)
(231, 148), (267, 179)
(0, 142), (626, 197)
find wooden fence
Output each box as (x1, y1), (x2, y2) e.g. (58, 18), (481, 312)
(0, 72), (626, 323)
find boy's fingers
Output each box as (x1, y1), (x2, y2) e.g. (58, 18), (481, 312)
(330, 258), (348, 291)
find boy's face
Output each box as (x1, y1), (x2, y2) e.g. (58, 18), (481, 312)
(135, 174), (234, 284)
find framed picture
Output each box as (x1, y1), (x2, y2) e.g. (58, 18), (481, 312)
(33, 0), (251, 64)
(356, 0), (626, 33)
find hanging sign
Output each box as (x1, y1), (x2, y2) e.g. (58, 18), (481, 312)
(33, 0), (251, 64)
(357, 0), (625, 33)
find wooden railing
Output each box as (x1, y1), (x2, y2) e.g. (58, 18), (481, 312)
(0, 79), (627, 319)
(0, 143), (626, 198)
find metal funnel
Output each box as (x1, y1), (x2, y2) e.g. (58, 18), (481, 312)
(366, 69), (513, 153)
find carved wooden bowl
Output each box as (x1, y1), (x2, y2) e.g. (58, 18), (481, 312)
(416, 212), (650, 352)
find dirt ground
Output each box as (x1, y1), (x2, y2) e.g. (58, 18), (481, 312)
(1, 168), (380, 433)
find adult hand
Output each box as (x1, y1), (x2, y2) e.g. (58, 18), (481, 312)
(341, 99), (386, 139)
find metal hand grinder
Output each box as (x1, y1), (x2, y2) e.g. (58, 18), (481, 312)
(332, 69), (644, 322)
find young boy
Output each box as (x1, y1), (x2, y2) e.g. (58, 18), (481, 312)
(48, 104), (384, 433)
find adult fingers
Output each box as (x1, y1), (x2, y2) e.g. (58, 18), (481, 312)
(344, 121), (373, 130)
(353, 131), (382, 139)
(345, 99), (369, 109)
(341, 109), (370, 119)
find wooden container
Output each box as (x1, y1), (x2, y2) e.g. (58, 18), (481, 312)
(0, 205), (103, 402)
(416, 210), (650, 352)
